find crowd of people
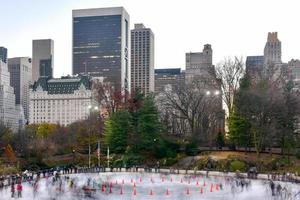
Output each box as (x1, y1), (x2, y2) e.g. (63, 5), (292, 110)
(0, 167), (299, 199)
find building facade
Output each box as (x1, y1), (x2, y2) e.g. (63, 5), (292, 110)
(131, 23), (154, 94)
(0, 47), (7, 63)
(8, 57), (32, 121)
(264, 32), (282, 65)
(185, 44), (213, 83)
(288, 59), (300, 89)
(246, 32), (284, 81)
(72, 7), (130, 93)
(32, 39), (54, 82)
(29, 75), (92, 126)
(246, 55), (264, 81)
(0, 60), (20, 131)
(154, 68), (185, 93)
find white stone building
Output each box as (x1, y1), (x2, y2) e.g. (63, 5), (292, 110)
(131, 23), (155, 94)
(8, 57), (32, 122)
(0, 60), (20, 131)
(29, 75), (93, 126)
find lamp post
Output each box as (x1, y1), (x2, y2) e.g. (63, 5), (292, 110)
(72, 149), (76, 164)
(88, 105), (98, 169)
(205, 90), (221, 149)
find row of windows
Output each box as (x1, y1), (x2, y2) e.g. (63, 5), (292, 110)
(73, 15), (123, 76)
(132, 32), (150, 35)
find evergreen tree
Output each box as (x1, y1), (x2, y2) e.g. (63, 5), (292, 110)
(228, 113), (251, 150)
(104, 110), (131, 153)
(136, 95), (162, 153)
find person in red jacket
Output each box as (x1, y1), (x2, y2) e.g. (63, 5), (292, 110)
(17, 183), (22, 198)
(11, 183), (15, 198)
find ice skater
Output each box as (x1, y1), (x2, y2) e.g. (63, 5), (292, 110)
(11, 183), (15, 198)
(17, 182), (22, 198)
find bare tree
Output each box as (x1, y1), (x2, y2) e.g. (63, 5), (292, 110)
(213, 57), (245, 117)
(158, 80), (222, 144)
(93, 81), (124, 116)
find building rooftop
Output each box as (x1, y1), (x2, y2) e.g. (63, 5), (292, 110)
(246, 56), (264, 69)
(134, 23), (146, 29)
(32, 75), (91, 94)
(155, 68), (182, 75)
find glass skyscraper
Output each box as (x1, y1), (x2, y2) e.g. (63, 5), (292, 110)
(0, 47), (7, 63)
(32, 39), (54, 82)
(72, 7), (130, 92)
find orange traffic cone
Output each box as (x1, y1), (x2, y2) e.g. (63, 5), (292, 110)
(186, 188), (190, 195)
(150, 189), (154, 195)
(166, 189), (170, 195)
(200, 187), (203, 194)
(133, 188), (137, 195)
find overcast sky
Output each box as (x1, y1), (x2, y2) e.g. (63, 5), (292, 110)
(0, 0), (299, 77)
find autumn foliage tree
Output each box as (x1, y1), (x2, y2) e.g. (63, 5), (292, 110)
(4, 144), (17, 164)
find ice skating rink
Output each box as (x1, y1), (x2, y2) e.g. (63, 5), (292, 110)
(1, 172), (299, 200)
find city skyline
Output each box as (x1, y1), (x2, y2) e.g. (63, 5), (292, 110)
(0, 0), (300, 78)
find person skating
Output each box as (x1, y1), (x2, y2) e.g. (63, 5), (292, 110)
(270, 181), (275, 196)
(276, 184), (282, 196)
(17, 183), (22, 198)
(11, 183), (15, 198)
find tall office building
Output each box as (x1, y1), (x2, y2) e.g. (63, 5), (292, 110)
(288, 59), (300, 89)
(131, 23), (154, 94)
(154, 68), (185, 93)
(0, 47), (7, 63)
(32, 39), (54, 81)
(246, 32), (284, 81)
(8, 57), (32, 121)
(0, 59), (19, 131)
(264, 32), (282, 65)
(246, 56), (264, 82)
(72, 7), (130, 93)
(185, 44), (213, 83)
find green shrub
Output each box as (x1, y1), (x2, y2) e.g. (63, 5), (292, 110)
(269, 157), (290, 171)
(164, 157), (178, 166)
(122, 153), (143, 167)
(296, 151), (300, 160)
(229, 160), (247, 172)
(185, 142), (199, 156)
(0, 166), (18, 175)
(113, 159), (123, 168)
